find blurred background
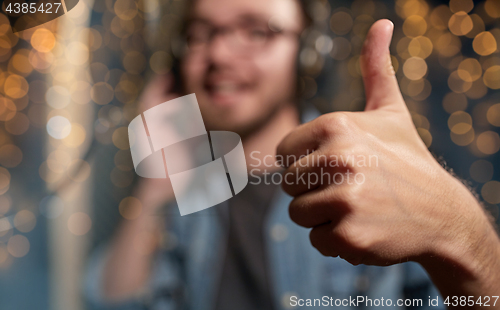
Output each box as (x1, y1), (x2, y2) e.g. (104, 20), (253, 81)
(0, 0), (498, 309)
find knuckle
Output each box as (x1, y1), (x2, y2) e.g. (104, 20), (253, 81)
(350, 233), (372, 253)
(335, 221), (354, 243)
(313, 113), (363, 156)
(335, 186), (360, 207)
(314, 112), (353, 140)
(335, 221), (372, 253)
(329, 112), (354, 133)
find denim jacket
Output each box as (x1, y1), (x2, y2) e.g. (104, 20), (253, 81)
(85, 188), (444, 310)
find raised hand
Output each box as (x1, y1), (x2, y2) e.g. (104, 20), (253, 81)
(277, 20), (500, 302)
(132, 74), (180, 214)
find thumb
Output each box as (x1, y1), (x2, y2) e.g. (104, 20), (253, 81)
(361, 19), (404, 111)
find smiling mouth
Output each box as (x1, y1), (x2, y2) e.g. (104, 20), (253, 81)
(204, 81), (251, 106)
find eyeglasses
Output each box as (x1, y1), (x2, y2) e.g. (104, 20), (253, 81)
(183, 18), (299, 54)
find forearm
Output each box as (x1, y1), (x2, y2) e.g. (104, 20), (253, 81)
(419, 190), (500, 309)
(102, 199), (165, 301)
(421, 233), (500, 308)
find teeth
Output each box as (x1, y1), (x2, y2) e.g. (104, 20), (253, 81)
(213, 82), (238, 93)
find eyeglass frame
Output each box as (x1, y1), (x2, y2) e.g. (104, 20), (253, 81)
(179, 16), (302, 55)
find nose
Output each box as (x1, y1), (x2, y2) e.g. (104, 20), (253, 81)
(207, 34), (236, 65)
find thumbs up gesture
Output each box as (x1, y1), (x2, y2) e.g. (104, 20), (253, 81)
(277, 20), (500, 298)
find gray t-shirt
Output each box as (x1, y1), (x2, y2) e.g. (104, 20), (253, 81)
(214, 176), (280, 310)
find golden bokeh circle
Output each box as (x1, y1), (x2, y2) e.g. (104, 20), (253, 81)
(403, 15), (427, 38)
(450, 127), (475, 146)
(476, 131), (500, 155)
(435, 33), (461, 57)
(481, 181), (500, 204)
(31, 29), (56, 53)
(472, 31), (497, 56)
(7, 235), (29, 258)
(8, 50), (33, 76)
(465, 79), (487, 100)
(449, 0), (474, 13)
(483, 65), (500, 89)
(91, 82), (114, 105)
(448, 70), (472, 93)
(0, 144), (22, 168)
(408, 36), (433, 59)
(114, 0), (138, 21)
(112, 127), (130, 150)
(4, 74), (29, 99)
(470, 159), (494, 183)
(430, 5), (453, 31)
(457, 58), (482, 82)
(484, 0), (500, 18)
(487, 103), (500, 127)
(13, 210), (36, 233)
(62, 123), (87, 148)
(0, 97), (18, 121)
(119, 196), (142, 220)
(403, 57), (427, 80)
(330, 11), (353, 35)
(448, 12), (473, 36)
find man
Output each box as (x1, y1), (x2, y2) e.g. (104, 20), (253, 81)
(85, 0), (500, 309)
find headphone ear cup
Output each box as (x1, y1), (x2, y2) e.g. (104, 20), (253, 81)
(65, 0), (79, 11)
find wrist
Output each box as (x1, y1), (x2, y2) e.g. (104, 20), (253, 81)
(133, 183), (175, 215)
(416, 180), (500, 296)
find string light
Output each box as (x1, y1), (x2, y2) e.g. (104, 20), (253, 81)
(0, 0), (497, 266)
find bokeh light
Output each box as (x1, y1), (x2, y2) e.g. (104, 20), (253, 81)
(47, 116), (72, 139)
(119, 196), (142, 220)
(448, 12), (473, 36)
(13, 210), (36, 233)
(470, 159), (494, 183)
(7, 235), (30, 258)
(481, 181), (500, 204)
(472, 31), (497, 56)
(67, 212), (92, 236)
(31, 29), (56, 53)
(476, 131), (500, 155)
(449, 0), (474, 13)
(487, 103), (500, 127)
(0, 144), (23, 168)
(0, 0), (497, 297)
(483, 66), (500, 89)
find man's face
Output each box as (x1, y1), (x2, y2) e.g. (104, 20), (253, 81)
(181, 0), (303, 136)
